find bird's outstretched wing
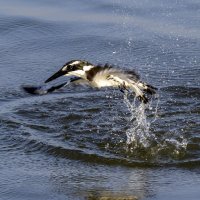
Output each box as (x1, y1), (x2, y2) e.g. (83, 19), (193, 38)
(91, 66), (157, 103)
(87, 64), (140, 82)
(22, 77), (84, 95)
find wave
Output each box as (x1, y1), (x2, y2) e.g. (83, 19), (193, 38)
(0, 86), (199, 168)
(1, 128), (199, 168)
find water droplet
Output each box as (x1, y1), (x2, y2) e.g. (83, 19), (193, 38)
(105, 143), (109, 149)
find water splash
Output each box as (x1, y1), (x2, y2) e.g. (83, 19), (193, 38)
(123, 93), (188, 159)
(123, 93), (158, 148)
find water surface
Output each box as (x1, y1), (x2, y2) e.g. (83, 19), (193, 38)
(0, 0), (200, 199)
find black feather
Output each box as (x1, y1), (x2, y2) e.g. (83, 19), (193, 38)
(138, 95), (148, 104)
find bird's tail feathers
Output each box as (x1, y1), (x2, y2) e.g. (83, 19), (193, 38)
(137, 82), (157, 95)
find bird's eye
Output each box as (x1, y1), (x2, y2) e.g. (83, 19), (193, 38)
(62, 64), (74, 71)
(69, 65), (74, 70)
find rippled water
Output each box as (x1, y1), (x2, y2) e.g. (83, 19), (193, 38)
(0, 0), (200, 199)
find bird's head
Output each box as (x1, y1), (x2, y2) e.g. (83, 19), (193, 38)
(45, 60), (94, 83)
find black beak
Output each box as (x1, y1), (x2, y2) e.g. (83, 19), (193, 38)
(45, 69), (66, 83)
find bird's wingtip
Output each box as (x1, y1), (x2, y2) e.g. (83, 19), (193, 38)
(22, 85), (45, 95)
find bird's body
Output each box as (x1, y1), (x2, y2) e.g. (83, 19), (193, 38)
(23, 60), (157, 103)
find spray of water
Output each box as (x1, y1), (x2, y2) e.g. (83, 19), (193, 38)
(123, 93), (158, 148)
(123, 93), (188, 159)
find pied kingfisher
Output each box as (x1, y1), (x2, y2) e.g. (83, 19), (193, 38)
(23, 60), (157, 103)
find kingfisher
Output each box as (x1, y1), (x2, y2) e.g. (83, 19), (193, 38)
(23, 60), (157, 103)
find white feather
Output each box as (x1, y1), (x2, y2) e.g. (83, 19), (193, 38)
(70, 61), (81, 65)
(68, 70), (86, 77)
(83, 65), (94, 71)
(90, 68), (145, 97)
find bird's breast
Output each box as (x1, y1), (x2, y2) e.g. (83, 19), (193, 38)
(91, 76), (121, 88)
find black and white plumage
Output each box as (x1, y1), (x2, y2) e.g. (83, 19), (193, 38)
(23, 60), (157, 103)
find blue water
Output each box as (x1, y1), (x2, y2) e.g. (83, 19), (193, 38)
(0, 0), (200, 199)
